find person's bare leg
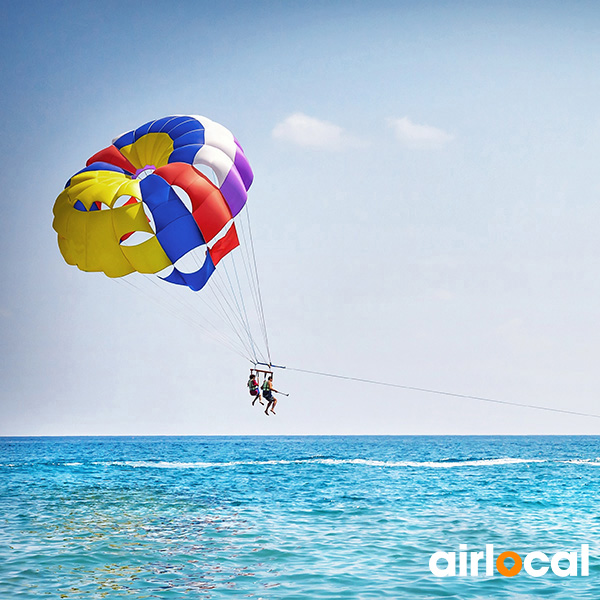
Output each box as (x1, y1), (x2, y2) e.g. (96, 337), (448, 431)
(270, 399), (277, 414)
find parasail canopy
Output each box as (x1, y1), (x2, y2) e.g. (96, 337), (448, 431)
(53, 115), (253, 292)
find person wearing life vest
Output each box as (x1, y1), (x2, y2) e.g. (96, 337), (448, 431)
(248, 372), (263, 406)
(262, 375), (279, 415)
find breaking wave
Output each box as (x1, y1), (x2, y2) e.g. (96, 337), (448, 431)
(89, 457), (549, 469)
(5, 457), (600, 469)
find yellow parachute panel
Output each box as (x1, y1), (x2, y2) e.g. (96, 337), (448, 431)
(118, 133), (174, 169)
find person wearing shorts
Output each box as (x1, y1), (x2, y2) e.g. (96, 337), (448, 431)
(248, 373), (263, 406)
(262, 375), (278, 415)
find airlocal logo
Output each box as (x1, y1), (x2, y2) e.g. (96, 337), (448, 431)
(429, 544), (589, 578)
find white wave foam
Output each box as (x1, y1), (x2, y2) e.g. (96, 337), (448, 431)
(319, 457), (547, 468)
(3, 457), (598, 470)
(90, 457), (547, 470)
(561, 459), (600, 466)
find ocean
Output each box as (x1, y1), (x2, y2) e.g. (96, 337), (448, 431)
(1, 435), (599, 599)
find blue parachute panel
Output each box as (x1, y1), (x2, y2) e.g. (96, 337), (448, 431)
(168, 145), (202, 165)
(156, 215), (205, 263)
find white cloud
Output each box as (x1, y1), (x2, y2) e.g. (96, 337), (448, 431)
(389, 117), (453, 149)
(272, 113), (358, 150)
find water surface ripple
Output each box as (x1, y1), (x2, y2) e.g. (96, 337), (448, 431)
(1, 436), (599, 598)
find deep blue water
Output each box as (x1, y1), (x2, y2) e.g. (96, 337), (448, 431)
(1, 436), (599, 598)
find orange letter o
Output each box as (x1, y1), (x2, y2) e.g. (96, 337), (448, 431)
(496, 551), (523, 577)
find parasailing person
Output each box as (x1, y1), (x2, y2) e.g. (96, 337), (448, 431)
(262, 375), (281, 416)
(248, 372), (263, 406)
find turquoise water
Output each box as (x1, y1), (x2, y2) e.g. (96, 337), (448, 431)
(1, 436), (599, 598)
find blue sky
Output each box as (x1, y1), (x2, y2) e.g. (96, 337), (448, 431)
(2, 1), (600, 435)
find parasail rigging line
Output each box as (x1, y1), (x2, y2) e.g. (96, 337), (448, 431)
(138, 270), (253, 358)
(210, 265), (263, 363)
(244, 205), (272, 365)
(236, 223), (266, 351)
(276, 366), (600, 420)
(221, 258), (262, 362)
(149, 275), (258, 361)
(202, 276), (258, 359)
(113, 276), (251, 361)
(231, 255), (261, 361)
(189, 249), (262, 362)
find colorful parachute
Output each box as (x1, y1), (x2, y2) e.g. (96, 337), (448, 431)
(52, 115), (254, 291)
